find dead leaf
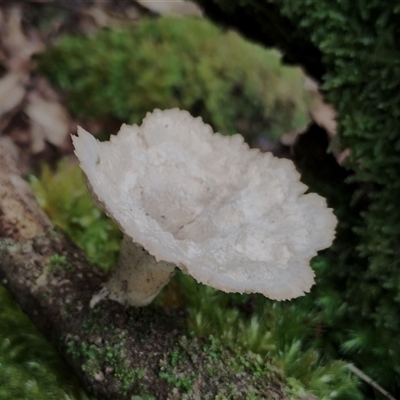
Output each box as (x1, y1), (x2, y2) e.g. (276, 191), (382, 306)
(1, 6), (27, 56)
(305, 77), (337, 138)
(80, 4), (142, 32)
(304, 78), (352, 163)
(310, 99), (337, 138)
(135, 0), (202, 16)
(25, 92), (70, 153)
(280, 128), (305, 147)
(0, 5), (44, 70)
(0, 71), (28, 118)
(33, 75), (63, 103)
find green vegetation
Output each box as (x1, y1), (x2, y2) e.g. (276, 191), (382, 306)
(271, 0), (400, 394)
(2, 11), (387, 399)
(66, 330), (148, 396)
(38, 163), (362, 398)
(162, 272), (362, 399)
(194, 0), (400, 395)
(0, 285), (92, 400)
(39, 16), (311, 141)
(158, 335), (294, 399)
(29, 160), (121, 271)
(1, 158), (363, 399)
(63, 294), (293, 399)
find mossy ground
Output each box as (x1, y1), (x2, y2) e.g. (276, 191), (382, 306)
(195, 1), (400, 395)
(62, 298), (291, 399)
(65, 315), (152, 397)
(38, 16), (312, 144)
(0, 161), (362, 399)
(0, 14), (367, 399)
(0, 285), (92, 400)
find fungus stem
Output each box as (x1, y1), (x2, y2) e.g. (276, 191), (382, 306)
(105, 235), (176, 307)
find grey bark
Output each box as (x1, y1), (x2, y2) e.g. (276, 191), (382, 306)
(0, 137), (290, 399)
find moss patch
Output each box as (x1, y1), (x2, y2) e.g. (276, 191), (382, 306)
(39, 16), (312, 143)
(159, 335), (290, 399)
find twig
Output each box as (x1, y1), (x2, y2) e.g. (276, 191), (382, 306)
(347, 363), (397, 400)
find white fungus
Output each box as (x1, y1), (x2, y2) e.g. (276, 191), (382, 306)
(72, 108), (337, 306)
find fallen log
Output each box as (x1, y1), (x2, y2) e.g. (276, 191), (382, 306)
(0, 137), (291, 399)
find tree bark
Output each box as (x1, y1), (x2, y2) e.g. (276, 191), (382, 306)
(0, 137), (291, 399)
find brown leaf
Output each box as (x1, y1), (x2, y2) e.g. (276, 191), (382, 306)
(135, 0), (202, 16)
(305, 78), (337, 138)
(25, 92), (70, 153)
(0, 5), (44, 69)
(0, 71), (28, 118)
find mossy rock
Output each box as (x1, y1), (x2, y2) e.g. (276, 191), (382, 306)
(39, 16), (312, 142)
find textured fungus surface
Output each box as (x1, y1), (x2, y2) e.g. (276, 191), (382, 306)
(73, 108), (337, 300)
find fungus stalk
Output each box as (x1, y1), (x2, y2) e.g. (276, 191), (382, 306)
(73, 108), (337, 308)
(106, 235), (176, 306)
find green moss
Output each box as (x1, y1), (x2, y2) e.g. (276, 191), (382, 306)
(266, 0), (400, 393)
(38, 16), (311, 142)
(3, 159), (359, 399)
(66, 325), (150, 396)
(161, 272), (362, 400)
(72, 340), (116, 384)
(45, 254), (74, 274)
(195, 0), (400, 395)
(29, 160), (121, 272)
(158, 335), (290, 399)
(0, 285), (92, 400)
(49, 254), (67, 266)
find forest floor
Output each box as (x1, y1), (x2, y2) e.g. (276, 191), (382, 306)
(0, 0), (337, 175)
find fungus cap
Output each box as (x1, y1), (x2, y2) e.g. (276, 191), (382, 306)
(73, 109), (337, 300)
